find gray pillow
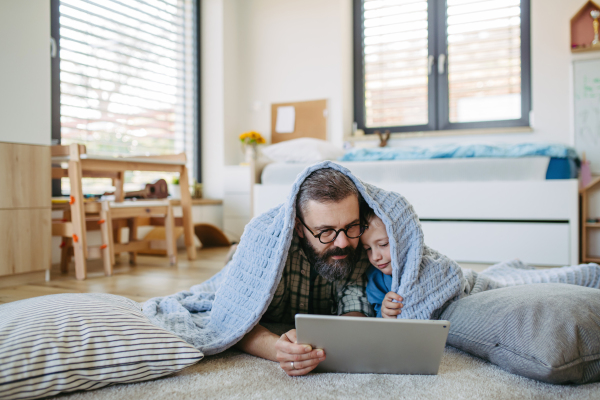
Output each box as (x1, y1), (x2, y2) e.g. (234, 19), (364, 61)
(440, 283), (600, 385)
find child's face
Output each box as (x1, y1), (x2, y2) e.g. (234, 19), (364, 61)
(360, 216), (392, 275)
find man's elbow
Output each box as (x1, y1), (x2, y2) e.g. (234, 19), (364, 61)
(342, 312), (367, 317)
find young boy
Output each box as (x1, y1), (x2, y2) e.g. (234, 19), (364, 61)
(361, 206), (404, 318)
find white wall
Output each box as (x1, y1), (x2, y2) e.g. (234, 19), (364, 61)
(202, 0), (589, 175)
(201, 0), (227, 199)
(235, 0), (354, 149)
(0, 0), (51, 146)
(200, 0), (598, 254)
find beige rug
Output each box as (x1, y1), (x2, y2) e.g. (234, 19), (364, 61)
(58, 337), (600, 399)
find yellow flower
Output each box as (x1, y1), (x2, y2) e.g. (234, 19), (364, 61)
(240, 131), (265, 145)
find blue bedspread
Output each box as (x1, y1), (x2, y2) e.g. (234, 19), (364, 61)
(340, 143), (578, 162)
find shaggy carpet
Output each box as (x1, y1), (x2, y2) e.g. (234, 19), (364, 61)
(57, 325), (600, 400)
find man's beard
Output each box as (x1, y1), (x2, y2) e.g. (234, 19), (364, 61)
(300, 237), (359, 282)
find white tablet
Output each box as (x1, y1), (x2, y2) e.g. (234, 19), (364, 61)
(295, 314), (449, 375)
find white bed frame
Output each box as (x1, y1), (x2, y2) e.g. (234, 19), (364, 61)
(251, 162), (579, 267)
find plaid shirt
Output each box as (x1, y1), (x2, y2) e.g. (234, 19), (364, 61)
(262, 233), (374, 324)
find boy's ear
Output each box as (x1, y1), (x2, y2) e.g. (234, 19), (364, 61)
(294, 218), (304, 238)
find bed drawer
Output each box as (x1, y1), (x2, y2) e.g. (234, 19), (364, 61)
(420, 221), (570, 266)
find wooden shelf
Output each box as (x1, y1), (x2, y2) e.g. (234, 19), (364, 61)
(585, 223), (600, 228)
(580, 176), (600, 193)
(585, 257), (600, 263)
(170, 198), (222, 206)
(571, 1), (600, 52)
(571, 46), (600, 53)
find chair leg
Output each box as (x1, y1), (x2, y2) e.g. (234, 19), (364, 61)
(113, 220), (123, 263)
(100, 202), (113, 276)
(165, 204), (177, 266)
(106, 211), (115, 267)
(72, 239), (87, 281)
(60, 237), (72, 274)
(127, 217), (138, 265)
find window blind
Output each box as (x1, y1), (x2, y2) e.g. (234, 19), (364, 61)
(447, 0), (522, 123)
(363, 0), (429, 128)
(58, 0), (196, 194)
(359, 0), (526, 131)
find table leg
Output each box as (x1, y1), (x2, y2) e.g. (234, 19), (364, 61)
(114, 171), (125, 202)
(165, 204), (177, 266)
(178, 165), (197, 260)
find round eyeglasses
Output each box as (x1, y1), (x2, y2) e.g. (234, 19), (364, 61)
(297, 218), (367, 244)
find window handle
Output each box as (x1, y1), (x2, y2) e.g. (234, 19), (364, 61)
(438, 53), (446, 75)
(50, 37), (57, 58)
(428, 55), (434, 75)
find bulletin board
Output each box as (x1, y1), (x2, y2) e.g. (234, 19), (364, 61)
(270, 99), (328, 144)
(574, 58), (600, 173)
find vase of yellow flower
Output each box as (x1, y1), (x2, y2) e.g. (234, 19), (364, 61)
(239, 131), (266, 163)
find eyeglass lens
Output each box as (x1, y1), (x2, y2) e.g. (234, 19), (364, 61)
(319, 224), (363, 243)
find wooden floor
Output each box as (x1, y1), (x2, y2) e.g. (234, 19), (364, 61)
(0, 247), (230, 305)
(0, 247), (497, 306)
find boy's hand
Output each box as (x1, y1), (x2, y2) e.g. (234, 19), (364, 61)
(382, 292), (403, 319)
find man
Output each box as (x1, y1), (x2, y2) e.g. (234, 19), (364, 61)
(235, 168), (374, 376)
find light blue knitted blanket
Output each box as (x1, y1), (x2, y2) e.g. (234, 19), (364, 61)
(464, 260), (600, 296)
(143, 161), (600, 355)
(142, 161), (465, 354)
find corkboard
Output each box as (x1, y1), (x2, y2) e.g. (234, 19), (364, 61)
(270, 99), (327, 144)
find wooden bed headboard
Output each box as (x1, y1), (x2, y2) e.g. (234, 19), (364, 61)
(270, 99), (327, 144)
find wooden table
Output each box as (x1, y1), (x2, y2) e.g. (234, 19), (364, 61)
(52, 144), (197, 280)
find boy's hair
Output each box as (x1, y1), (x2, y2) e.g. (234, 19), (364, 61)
(360, 202), (377, 225)
(296, 168), (361, 219)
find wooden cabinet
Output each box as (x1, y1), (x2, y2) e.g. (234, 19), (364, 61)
(0, 142), (51, 281)
(581, 176), (600, 263)
(0, 143), (51, 209)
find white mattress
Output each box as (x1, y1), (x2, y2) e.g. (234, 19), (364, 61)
(260, 157), (551, 185)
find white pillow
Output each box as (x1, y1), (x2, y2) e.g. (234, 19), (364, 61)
(0, 293), (203, 400)
(261, 138), (344, 163)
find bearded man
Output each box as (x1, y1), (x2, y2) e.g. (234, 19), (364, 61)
(235, 168), (374, 376)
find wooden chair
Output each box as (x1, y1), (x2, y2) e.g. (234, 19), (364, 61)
(54, 200), (177, 279)
(105, 200), (178, 268)
(52, 201), (115, 278)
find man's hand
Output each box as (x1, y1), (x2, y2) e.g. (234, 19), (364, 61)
(275, 329), (325, 376)
(382, 292), (403, 319)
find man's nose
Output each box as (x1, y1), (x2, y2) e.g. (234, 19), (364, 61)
(333, 230), (350, 248)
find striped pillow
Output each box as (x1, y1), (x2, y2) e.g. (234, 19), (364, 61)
(0, 293), (204, 400)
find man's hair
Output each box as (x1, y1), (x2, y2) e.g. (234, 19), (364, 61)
(296, 168), (360, 219)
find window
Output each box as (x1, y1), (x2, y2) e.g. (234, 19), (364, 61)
(353, 0), (530, 134)
(51, 0), (199, 194)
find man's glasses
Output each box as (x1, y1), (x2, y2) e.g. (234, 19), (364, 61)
(297, 218), (367, 244)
